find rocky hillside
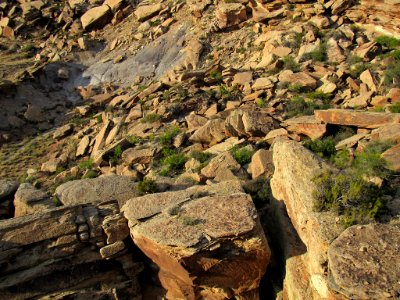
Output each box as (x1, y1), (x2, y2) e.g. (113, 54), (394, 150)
(1, 0), (400, 299)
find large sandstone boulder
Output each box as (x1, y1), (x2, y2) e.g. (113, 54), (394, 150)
(188, 118), (226, 144)
(122, 181), (270, 299)
(270, 139), (342, 299)
(328, 224), (400, 299)
(284, 115), (327, 140)
(55, 175), (139, 206)
(80, 5), (112, 31)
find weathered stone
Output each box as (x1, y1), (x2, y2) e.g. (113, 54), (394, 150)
(53, 124), (74, 140)
(76, 135), (91, 157)
(315, 109), (400, 128)
(264, 128), (289, 143)
(122, 181), (270, 299)
(0, 179), (19, 200)
(102, 213), (130, 244)
(216, 3), (247, 29)
(91, 120), (113, 158)
(328, 224), (400, 299)
(225, 109), (276, 137)
(41, 159), (63, 173)
(81, 5), (112, 31)
(100, 241), (126, 258)
(185, 113), (208, 131)
(55, 175), (138, 206)
(104, 0), (125, 12)
(335, 133), (368, 150)
(14, 183), (55, 217)
(250, 149), (273, 179)
(201, 151), (241, 179)
(344, 91), (373, 108)
(252, 77), (274, 90)
(360, 69), (377, 92)
(134, 4), (163, 21)
(285, 115), (327, 140)
(271, 139), (342, 299)
(189, 119), (226, 144)
(279, 72), (317, 89)
(232, 71), (253, 86)
(121, 147), (157, 165)
(331, 0), (352, 15)
(370, 123), (400, 143)
(382, 143), (400, 171)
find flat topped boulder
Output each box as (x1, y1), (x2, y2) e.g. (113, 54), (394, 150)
(130, 193), (257, 248)
(122, 180), (243, 221)
(315, 109), (400, 129)
(122, 181), (270, 299)
(55, 175), (138, 206)
(328, 223), (400, 299)
(80, 5), (112, 31)
(0, 179), (19, 200)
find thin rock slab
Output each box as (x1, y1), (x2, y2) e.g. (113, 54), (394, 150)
(328, 223), (400, 299)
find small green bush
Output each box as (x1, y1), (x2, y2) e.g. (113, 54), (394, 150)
(383, 60), (400, 86)
(231, 146), (254, 165)
(158, 125), (180, 146)
(301, 42), (327, 62)
(255, 98), (267, 108)
(353, 142), (392, 179)
(126, 135), (143, 145)
(389, 103), (400, 113)
(375, 35), (400, 49)
(209, 70), (223, 82)
(137, 178), (158, 195)
(160, 149), (188, 176)
(286, 96), (314, 117)
(303, 137), (336, 158)
(79, 158), (94, 170)
(109, 145), (123, 166)
(282, 55), (301, 72)
(82, 169), (98, 179)
(141, 113), (161, 123)
(313, 169), (386, 227)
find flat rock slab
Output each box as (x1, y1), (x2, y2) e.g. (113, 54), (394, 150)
(55, 175), (138, 206)
(315, 109), (400, 129)
(328, 223), (400, 299)
(0, 179), (19, 200)
(122, 180), (243, 221)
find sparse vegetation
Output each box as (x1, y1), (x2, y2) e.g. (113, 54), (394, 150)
(158, 125), (180, 146)
(79, 158), (94, 170)
(108, 145), (123, 166)
(375, 35), (400, 49)
(137, 178), (158, 195)
(301, 42), (328, 62)
(312, 141), (395, 227)
(282, 55), (301, 72)
(141, 113), (161, 123)
(231, 146), (254, 166)
(160, 148), (188, 176)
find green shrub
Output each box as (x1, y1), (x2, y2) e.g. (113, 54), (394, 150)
(389, 103), (400, 113)
(282, 55), (301, 72)
(141, 113), (161, 123)
(231, 146), (254, 165)
(313, 169), (386, 227)
(209, 70), (223, 82)
(383, 60), (400, 86)
(303, 137), (336, 158)
(353, 142), (392, 179)
(137, 178), (158, 195)
(82, 169), (99, 179)
(158, 125), (180, 146)
(301, 42), (327, 62)
(255, 98), (267, 108)
(160, 149), (188, 176)
(109, 145), (123, 166)
(79, 158), (94, 170)
(286, 96), (315, 117)
(375, 35), (400, 49)
(127, 135), (143, 145)
(288, 84), (308, 93)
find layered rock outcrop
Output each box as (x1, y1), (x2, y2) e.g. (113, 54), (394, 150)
(0, 201), (142, 299)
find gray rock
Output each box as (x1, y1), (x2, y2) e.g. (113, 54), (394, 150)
(55, 175), (139, 206)
(0, 179), (19, 200)
(14, 183), (55, 217)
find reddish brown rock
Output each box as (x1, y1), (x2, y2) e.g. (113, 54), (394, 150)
(285, 115), (327, 140)
(382, 143), (400, 171)
(122, 181), (270, 299)
(315, 109), (400, 128)
(250, 149), (273, 179)
(216, 3), (247, 29)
